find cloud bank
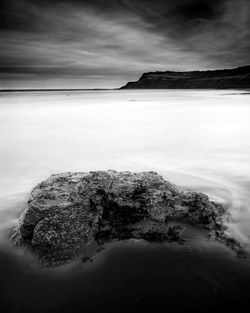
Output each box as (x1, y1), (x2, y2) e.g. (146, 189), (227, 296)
(1, 0), (250, 88)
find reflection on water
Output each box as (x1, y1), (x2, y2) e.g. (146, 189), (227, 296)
(0, 90), (250, 243)
(1, 239), (250, 313)
(1, 90), (250, 312)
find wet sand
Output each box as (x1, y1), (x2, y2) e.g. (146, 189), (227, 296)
(1, 226), (250, 313)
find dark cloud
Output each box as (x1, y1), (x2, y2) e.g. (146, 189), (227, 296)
(172, 0), (222, 20)
(1, 0), (250, 88)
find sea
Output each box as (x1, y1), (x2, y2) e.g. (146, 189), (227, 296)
(0, 89), (250, 312)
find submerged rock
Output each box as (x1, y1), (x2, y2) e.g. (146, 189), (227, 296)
(167, 225), (185, 244)
(10, 171), (234, 265)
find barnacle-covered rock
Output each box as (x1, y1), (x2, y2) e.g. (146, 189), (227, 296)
(10, 171), (231, 265)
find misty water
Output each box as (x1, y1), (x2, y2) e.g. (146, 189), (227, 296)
(1, 90), (250, 312)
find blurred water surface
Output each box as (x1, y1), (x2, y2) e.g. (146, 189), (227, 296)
(1, 89), (250, 313)
(0, 89), (250, 242)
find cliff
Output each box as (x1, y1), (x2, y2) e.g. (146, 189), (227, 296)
(120, 65), (250, 89)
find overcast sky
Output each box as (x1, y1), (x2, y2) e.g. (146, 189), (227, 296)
(1, 0), (250, 89)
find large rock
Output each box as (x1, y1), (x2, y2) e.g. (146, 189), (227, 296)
(11, 171), (231, 265)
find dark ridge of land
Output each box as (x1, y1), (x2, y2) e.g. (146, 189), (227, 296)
(120, 65), (250, 89)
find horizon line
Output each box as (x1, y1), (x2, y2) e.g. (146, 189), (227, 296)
(0, 88), (118, 92)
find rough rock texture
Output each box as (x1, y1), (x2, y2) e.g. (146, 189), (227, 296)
(120, 65), (250, 89)
(11, 171), (231, 265)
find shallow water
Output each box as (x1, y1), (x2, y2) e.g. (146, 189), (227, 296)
(1, 237), (250, 313)
(0, 89), (250, 241)
(0, 90), (250, 312)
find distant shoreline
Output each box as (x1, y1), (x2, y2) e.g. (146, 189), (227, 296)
(120, 65), (250, 89)
(1, 88), (250, 93)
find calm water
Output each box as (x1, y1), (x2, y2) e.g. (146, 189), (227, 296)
(0, 90), (250, 242)
(0, 90), (250, 312)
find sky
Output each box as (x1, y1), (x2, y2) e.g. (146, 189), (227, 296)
(1, 0), (250, 89)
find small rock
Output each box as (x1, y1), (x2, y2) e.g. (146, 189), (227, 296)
(167, 225), (185, 244)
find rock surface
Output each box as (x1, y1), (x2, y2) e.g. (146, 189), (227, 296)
(120, 65), (250, 89)
(11, 171), (234, 265)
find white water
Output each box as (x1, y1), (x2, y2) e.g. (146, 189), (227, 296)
(0, 90), (250, 244)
